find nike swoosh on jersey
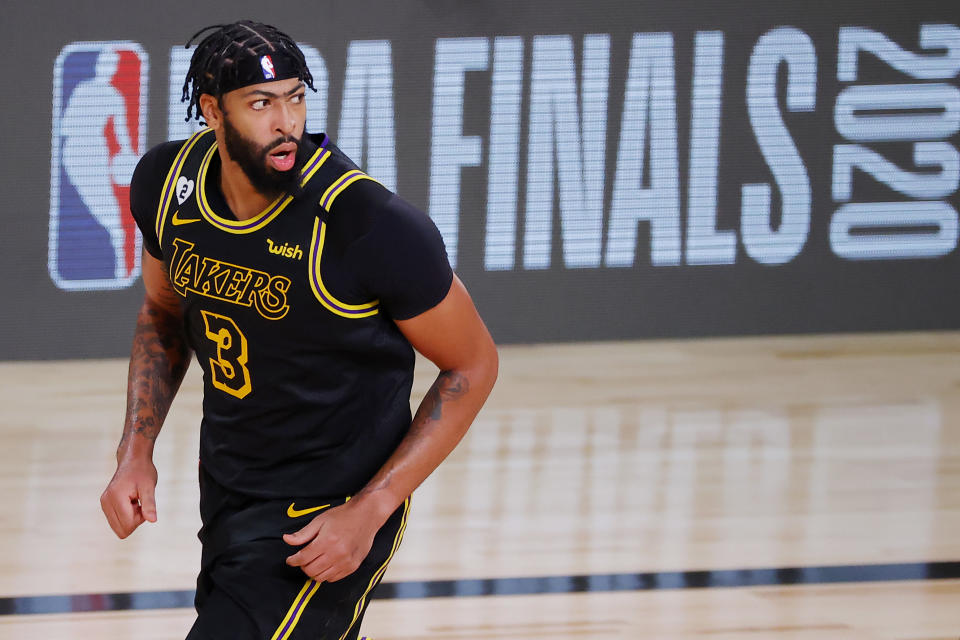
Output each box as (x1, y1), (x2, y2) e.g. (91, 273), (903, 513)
(287, 502), (331, 518)
(171, 210), (201, 226)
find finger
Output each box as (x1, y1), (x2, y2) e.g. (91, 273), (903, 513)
(283, 520), (322, 546)
(126, 504), (146, 534)
(301, 554), (335, 580)
(139, 483), (158, 523)
(100, 492), (115, 526)
(286, 546), (315, 567)
(287, 541), (328, 568)
(318, 552), (364, 583)
(103, 489), (130, 537)
(110, 498), (140, 539)
(109, 503), (127, 538)
(101, 495), (126, 538)
(114, 491), (143, 534)
(314, 563), (352, 584)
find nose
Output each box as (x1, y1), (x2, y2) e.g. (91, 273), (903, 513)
(274, 102), (296, 136)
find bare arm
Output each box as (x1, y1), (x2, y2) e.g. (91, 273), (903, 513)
(117, 252), (190, 457)
(100, 252), (191, 538)
(285, 275), (498, 581)
(354, 275), (498, 516)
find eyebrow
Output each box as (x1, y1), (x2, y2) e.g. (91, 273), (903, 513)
(243, 82), (305, 99)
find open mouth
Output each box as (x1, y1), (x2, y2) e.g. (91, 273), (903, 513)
(267, 142), (297, 172)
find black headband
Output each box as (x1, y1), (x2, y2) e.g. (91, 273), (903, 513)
(218, 49), (303, 94)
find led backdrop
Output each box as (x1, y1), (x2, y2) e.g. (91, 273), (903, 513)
(1, 0), (959, 359)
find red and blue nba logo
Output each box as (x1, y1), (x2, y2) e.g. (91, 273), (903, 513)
(49, 42), (148, 290)
(260, 55), (276, 80)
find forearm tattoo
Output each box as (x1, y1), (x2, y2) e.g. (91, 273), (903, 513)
(118, 303), (190, 452)
(357, 369), (470, 501)
(424, 370), (469, 422)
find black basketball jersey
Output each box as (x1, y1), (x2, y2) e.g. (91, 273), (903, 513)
(129, 128), (453, 499)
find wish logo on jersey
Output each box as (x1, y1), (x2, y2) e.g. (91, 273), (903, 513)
(49, 42), (149, 290)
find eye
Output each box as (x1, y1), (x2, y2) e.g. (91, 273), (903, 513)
(251, 99), (269, 110)
(290, 93), (305, 104)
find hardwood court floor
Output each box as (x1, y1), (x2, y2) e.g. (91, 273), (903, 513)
(1, 331), (959, 639)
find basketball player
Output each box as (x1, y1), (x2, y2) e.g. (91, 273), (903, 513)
(99, 21), (498, 640)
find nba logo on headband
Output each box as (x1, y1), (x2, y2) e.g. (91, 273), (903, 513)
(260, 55), (275, 79)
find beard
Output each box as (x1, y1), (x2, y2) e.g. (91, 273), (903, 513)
(221, 115), (310, 200)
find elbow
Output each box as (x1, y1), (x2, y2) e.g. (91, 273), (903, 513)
(457, 339), (498, 398)
(479, 339), (499, 396)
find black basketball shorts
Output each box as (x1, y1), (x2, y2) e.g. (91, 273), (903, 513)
(186, 465), (409, 640)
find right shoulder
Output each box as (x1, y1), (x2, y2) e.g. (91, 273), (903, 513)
(129, 140), (190, 260)
(131, 140), (188, 189)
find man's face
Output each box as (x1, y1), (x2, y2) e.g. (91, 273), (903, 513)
(216, 77), (309, 198)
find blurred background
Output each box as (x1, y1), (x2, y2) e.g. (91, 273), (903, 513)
(4, 0), (960, 358)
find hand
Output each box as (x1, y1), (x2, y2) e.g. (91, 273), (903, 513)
(100, 456), (158, 539)
(283, 500), (383, 583)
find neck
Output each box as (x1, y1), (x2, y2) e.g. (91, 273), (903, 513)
(217, 154), (278, 221)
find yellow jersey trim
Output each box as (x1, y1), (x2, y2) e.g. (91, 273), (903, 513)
(195, 143), (330, 234)
(308, 216), (380, 318)
(270, 579), (321, 640)
(156, 128), (212, 246)
(269, 497), (407, 640)
(337, 497), (410, 640)
(319, 169), (380, 212)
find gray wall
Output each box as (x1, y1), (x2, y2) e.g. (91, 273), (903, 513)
(3, 0), (959, 359)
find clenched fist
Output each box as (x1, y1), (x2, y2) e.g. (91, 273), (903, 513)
(100, 456), (158, 539)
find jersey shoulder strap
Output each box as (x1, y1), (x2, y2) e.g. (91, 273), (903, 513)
(303, 140), (383, 319)
(301, 141), (383, 222)
(155, 127), (215, 246)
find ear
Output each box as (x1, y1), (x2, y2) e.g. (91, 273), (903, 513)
(199, 93), (223, 130)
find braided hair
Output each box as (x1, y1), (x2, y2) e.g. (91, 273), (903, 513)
(181, 20), (315, 123)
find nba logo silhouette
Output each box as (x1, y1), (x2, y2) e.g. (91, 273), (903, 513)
(49, 42), (149, 290)
(260, 55), (275, 79)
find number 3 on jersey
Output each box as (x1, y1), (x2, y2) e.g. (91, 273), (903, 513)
(200, 310), (252, 399)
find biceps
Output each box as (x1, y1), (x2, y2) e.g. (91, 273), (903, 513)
(395, 275), (496, 371)
(142, 250), (182, 315)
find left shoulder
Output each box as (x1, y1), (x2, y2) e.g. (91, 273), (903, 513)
(305, 136), (388, 221)
(306, 134), (440, 243)
(331, 179), (437, 244)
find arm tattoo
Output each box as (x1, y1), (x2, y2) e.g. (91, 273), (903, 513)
(118, 302), (190, 453)
(424, 370), (469, 422)
(356, 369), (470, 500)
